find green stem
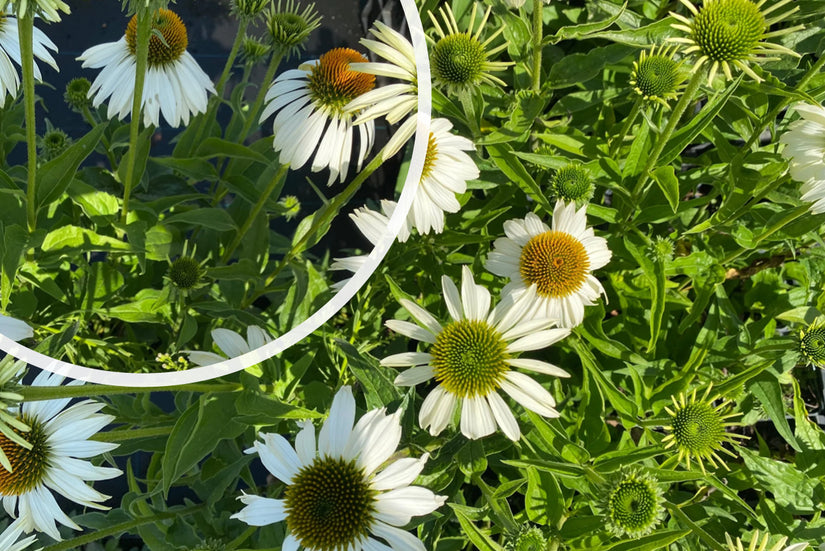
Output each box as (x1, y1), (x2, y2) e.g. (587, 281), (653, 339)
(610, 96), (642, 156)
(19, 14), (37, 232)
(221, 164), (289, 263)
(189, 19), (249, 152)
(42, 503), (206, 551)
(631, 68), (705, 200)
(236, 47), (285, 143)
(17, 382), (241, 401)
(531, 0), (543, 92)
(216, 20), (248, 98)
(120, 8), (152, 225)
(457, 88), (480, 138)
(254, 149), (387, 305)
(722, 204), (809, 264)
(91, 425), (173, 442)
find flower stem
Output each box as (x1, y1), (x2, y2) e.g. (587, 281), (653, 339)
(254, 149), (387, 304)
(120, 8), (152, 225)
(631, 68), (705, 200)
(17, 382), (241, 401)
(610, 96), (643, 156)
(235, 47), (285, 143)
(18, 14), (37, 232)
(221, 163), (289, 263)
(216, 19), (248, 98)
(531, 0), (543, 92)
(189, 18), (249, 151)
(41, 503), (206, 551)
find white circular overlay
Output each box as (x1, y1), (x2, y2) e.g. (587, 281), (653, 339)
(0, 0), (432, 386)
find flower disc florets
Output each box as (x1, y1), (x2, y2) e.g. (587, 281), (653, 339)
(64, 77), (92, 111)
(284, 456), (377, 551)
(167, 256), (206, 291)
(799, 317), (825, 368)
(604, 468), (664, 538)
(430, 319), (510, 399)
(670, 0), (803, 83)
(0, 416), (49, 496)
(428, 3), (512, 94)
(307, 48), (376, 115)
(630, 45), (685, 106)
(662, 386), (747, 473)
(267, 0), (321, 58)
(519, 231), (591, 299)
(126, 9), (189, 67)
(551, 164), (593, 203)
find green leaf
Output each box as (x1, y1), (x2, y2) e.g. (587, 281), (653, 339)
(651, 166), (680, 213)
(486, 144), (552, 211)
(164, 208), (237, 232)
(102, 289), (170, 323)
(335, 339), (401, 409)
(747, 375), (801, 452)
(546, 3), (626, 44)
(36, 124), (107, 209)
(739, 448), (822, 514)
(601, 530), (691, 551)
(41, 226), (131, 253)
(525, 469), (564, 525)
(67, 180), (120, 222)
(152, 157), (218, 182)
(196, 137), (272, 164)
(548, 44), (635, 89)
(161, 393), (246, 497)
(448, 504), (505, 551)
(622, 121), (649, 179)
(575, 341), (639, 420)
(0, 223), (27, 312)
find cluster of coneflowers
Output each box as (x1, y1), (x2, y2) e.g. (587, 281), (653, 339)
(0, 0), (822, 549)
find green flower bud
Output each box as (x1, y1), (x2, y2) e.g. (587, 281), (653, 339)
(240, 36), (271, 65)
(64, 78), (92, 112)
(38, 127), (72, 161)
(550, 163), (592, 203)
(267, 0), (321, 59)
(167, 256), (206, 291)
(604, 468), (665, 539)
(799, 317), (825, 368)
(232, 0), (269, 20)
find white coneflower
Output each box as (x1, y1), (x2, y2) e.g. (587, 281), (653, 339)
(485, 201), (612, 328)
(330, 200), (411, 291)
(0, 12), (58, 106)
(345, 21), (418, 159)
(725, 530), (809, 551)
(0, 370), (121, 541)
(780, 102), (825, 214)
(186, 325), (273, 366)
(78, 8), (216, 127)
(669, 0), (803, 84)
(0, 520), (36, 551)
(0, 314), (33, 342)
(13, 0), (69, 21)
(231, 386), (446, 551)
(381, 266), (571, 441)
(410, 117), (478, 236)
(260, 48), (377, 185)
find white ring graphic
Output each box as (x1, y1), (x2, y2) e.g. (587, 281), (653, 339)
(0, 0), (431, 386)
